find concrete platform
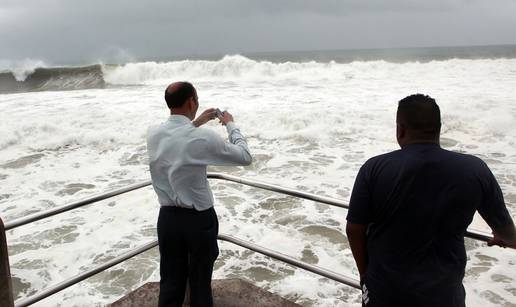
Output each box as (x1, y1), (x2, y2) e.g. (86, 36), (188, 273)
(109, 278), (301, 307)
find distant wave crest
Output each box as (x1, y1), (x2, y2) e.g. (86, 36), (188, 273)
(101, 55), (516, 86)
(103, 55), (337, 85)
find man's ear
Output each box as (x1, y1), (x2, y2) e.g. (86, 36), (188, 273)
(396, 123), (405, 144)
(187, 97), (195, 111)
(396, 123), (405, 139)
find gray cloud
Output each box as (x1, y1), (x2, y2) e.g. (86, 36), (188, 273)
(1, 0), (515, 65)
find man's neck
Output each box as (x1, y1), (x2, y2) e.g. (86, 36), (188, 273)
(400, 139), (440, 148)
(170, 110), (193, 120)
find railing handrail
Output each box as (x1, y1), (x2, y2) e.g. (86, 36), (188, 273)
(218, 234), (360, 288)
(3, 181), (152, 231)
(13, 234), (360, 307)
(3, 172), (494, 242)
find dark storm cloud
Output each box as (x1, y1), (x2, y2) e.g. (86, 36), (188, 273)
(1, 0), (515, 64)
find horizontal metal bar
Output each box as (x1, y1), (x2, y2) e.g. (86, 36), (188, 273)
(208, 172), (349, 209)
(3, 173), (495, 243)
(15, 234), (361, 306)
(3, 173), (346, 231)
(219, 234), (361, 289)
(465, 228), (493, 242)
(208, 173), (493, 244)
(4, 181), (152, 231)
(14, 240), (158, 307)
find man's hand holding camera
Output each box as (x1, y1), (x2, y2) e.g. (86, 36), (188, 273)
(193, 107), (234, 127)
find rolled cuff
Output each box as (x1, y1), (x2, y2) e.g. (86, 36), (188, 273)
(225, 121), (236, 133)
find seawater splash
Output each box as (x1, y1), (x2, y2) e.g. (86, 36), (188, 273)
(0, 58), (48, 81)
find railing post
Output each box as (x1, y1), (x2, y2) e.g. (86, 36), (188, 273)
(0, 217), (14, 307)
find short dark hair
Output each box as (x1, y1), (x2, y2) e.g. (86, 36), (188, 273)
(164, 82), (196, 109)
(397, 94), (441, 139)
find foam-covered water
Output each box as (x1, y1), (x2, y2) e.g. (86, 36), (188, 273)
(1, 54), (516, 306)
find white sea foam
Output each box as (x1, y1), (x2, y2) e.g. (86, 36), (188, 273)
(103, 55), (516, 87)
(103, 55), (350, 85)
(1, 56), (516, 306)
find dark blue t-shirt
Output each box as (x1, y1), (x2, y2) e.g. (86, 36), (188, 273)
(347, 143), (511, 305)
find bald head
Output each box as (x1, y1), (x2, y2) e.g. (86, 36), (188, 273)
(164, 81), (196, 109)
(396, 94), (441, 145)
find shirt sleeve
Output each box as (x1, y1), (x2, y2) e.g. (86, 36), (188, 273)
(477, 163), (513, 229)
(192, 122), (252, 166)
(346, 164), (373, 224)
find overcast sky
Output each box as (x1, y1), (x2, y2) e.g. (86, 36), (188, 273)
(1, 0), (516, 65)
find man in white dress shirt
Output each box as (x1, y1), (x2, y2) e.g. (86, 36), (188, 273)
(147, 81), (252, 307)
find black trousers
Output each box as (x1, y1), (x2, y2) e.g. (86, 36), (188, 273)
(157, 206), (219, 307)
(361, 279), (466, 307)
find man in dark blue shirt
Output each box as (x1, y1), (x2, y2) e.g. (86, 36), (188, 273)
(346, 94), (516, 307)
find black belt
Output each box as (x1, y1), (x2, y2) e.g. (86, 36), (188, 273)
(161, 206), (214, 214)
(162, 205), (194, 211)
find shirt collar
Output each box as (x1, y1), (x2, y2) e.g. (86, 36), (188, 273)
(168, 114), (192, 125)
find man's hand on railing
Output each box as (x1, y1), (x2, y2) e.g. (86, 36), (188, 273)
(488, 238), (516, 249)
(487, 225), (516, 249)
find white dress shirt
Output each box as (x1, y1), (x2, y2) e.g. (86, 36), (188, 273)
(147, 115), (252, 210)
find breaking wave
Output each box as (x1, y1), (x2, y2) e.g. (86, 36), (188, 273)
(0, 65), (106, 94)
(2, 54), (516, 93)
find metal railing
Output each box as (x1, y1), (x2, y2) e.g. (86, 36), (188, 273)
(13, 235), (362, 307)
(3, 173), (494, 242)
(0, 172), (496, 306)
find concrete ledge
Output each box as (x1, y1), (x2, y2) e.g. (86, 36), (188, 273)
(109, 278), (301, 307)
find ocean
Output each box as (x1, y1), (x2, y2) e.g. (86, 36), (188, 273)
(1, 45), (516, 306)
